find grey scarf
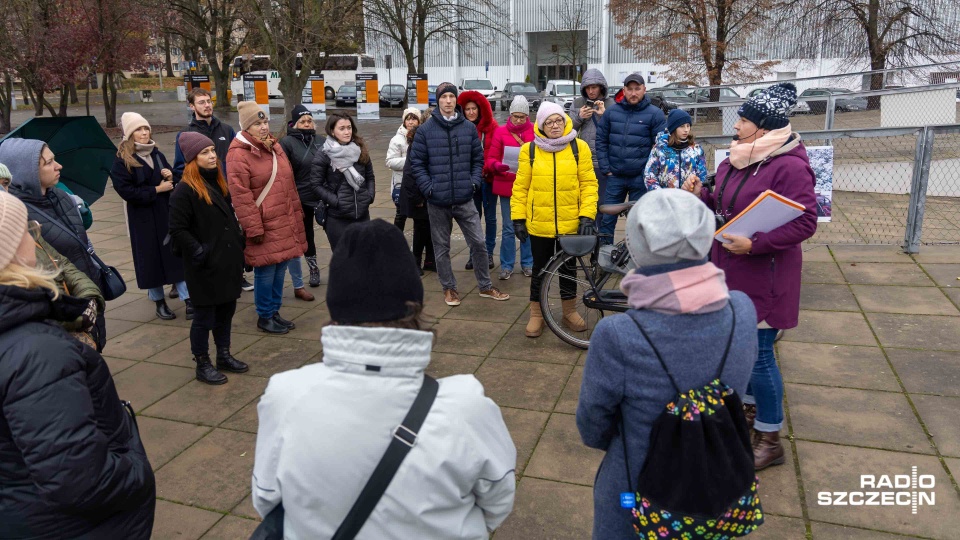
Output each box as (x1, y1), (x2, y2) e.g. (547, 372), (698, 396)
(323, 138), (364, 191)
(534, 129), (579, 153)
(135, 141), (156, 169)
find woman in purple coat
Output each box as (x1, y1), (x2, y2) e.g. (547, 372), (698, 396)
(683, 82), (817, 470)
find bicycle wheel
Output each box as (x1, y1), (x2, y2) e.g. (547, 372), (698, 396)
(539, 252), (623, 349)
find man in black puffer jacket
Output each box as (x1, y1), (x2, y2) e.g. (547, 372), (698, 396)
(595, 73), (667, 244)
(0, 192), (155, 539)
(409, 83), (510, 307)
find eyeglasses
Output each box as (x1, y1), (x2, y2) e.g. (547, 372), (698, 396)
(28, 220), (42, 241)
(543, 118), (565, 128)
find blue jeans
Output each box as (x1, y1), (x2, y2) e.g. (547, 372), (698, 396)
(598, 174), (646, 245)
(743, 328), (784, 432)
(482, 182), (497, 256)
(253, 261), (289, 319)
(148, 281), (189, 302)
(287, 257), (304, 289)
(499, 196), (532, 271)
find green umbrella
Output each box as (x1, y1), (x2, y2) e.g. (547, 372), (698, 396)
(0, 116), (117, 205)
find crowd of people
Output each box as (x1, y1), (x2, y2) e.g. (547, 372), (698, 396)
(0, 76), (817, 538)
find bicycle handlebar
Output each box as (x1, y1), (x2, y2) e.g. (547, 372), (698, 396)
(598, 201), (636, 216)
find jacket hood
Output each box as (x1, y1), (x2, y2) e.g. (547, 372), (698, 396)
(320, 325), (434, 376)
(580, 69), (609, 99)
(395, 125), (408, 138)
(189, 115), (221, 130)
(0, 285), (87, 334)
(0, 138), (45, 198)
(533, 114), (575, 139)
(429, 105), (467, 129)
(457, 91), (497, 135)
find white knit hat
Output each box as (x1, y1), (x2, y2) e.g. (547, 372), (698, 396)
(625, 189), (715, 267)
(536, 101), (566, 131)
(120, 112), (151, 141)
(0, 191), (29, 271)
(401, 106), (421, 123)
(510, 95), (530, 116)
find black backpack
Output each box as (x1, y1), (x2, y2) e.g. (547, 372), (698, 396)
(621, 306), (764, 539)
(528, 139), (579, 168)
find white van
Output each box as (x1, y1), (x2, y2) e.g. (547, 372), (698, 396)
(460, 78), (496, 98)
(543, 80), (581, 113)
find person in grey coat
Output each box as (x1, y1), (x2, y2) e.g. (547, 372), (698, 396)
(576, 189), (758, 539)
(571, 68), (616, 217)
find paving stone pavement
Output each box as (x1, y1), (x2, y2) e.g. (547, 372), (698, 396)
(76, 126), (960, 539)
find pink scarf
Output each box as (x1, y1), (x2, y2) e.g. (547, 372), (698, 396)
(728, 125), (792, 170)
(620, 263), (730, 314)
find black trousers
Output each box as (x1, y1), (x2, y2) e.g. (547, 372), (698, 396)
(302, 203), (316, 258)
(529, 235), (577, 302)
(324, 213), (370, 252)
(412, 217), (435, 266)
(190, 300), (237, 356)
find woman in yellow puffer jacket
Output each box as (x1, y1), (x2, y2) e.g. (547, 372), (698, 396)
(511, 102), (598, 338)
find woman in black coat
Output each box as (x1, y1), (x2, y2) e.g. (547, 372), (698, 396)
(111, 112), (189, 321)
(398, 116), (435, 274)
(310, 112), (375, 251)
(0, 191), (155, 539)
(168, 132), (249, 386)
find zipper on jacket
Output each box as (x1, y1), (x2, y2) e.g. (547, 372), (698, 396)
(553, 153), (559, 236)
(447, 131), (455, 205)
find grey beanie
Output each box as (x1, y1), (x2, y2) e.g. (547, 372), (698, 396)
(625, 189), (715, 267)
(509, 95), (530, 116)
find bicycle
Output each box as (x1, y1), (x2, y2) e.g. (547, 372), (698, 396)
(538, 201), (637, 349)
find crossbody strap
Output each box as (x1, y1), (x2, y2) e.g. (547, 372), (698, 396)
(23, 202), (109, 272)
(331, 374), (439, 540)
(256, 150), (278, 208)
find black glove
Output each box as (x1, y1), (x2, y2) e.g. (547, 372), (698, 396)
(514, 220), (529, 243)
(191, 244), (207, 266)
(578, 216), (596, 236)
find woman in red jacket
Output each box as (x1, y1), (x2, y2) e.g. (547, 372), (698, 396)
(227, 102), (307, 335)
(458, 90), (499, 270)
(485, 95), (535, 280)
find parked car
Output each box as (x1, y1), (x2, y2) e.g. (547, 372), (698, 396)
(379, 84), (407, 108)
(799, 88), (869, 113)
(500, 82), (541, 111)
(405, 82), (438, 106)
(543, 80), (581, 113)
(688, 87), (742, 103)
(647, 88), (697, 113)
(460, 78), (496, 98)
(748, 88), (810, 115)
(662, 82), (697, 90)
(336, 84), (357, 107)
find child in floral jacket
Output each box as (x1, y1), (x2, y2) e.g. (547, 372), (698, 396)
(644, 109), (708, 191)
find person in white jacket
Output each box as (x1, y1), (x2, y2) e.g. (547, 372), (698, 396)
(387, 107), (422, 231)
(252, 219), (516, 539)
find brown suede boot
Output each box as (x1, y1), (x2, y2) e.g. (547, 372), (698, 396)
(561, 298), (586, 332)
(753, 431), (786, 471)
(743, 403), (756, 431)
(526, 302), (544, 338)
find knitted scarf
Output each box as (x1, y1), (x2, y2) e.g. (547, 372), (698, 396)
(323, 138), (364, 191)
(729, 125), (792, 170)
(620, 262), (729, 314)
(135, 142), (155, 169)
(534, 128), (579, 153)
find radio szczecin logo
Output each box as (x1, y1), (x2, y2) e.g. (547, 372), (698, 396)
(818, 466), (935, 514)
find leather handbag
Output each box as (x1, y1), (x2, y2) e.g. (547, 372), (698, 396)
(24, 204), (127, 300)
(250, 375), (439, 540)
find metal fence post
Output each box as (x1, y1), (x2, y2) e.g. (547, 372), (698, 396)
(903, 127), (934, 253)
(824, 95), (835, 130)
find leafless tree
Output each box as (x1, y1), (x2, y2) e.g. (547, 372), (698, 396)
(611, 0), (778, 98)
(541, 0), (594, 80)
(364, 0), (517, 74)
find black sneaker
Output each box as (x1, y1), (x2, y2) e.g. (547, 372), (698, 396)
(241, 278), (254, 292)
(257, 316), (289, 334)
(273, 313), (296, 330)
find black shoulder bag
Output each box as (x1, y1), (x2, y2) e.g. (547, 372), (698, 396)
(24, 203), (127, 301)
(250, 374), (440, 540)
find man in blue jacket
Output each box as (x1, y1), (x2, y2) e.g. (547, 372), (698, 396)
(409, 83), (510, 307)
(595, 73), (667, 244)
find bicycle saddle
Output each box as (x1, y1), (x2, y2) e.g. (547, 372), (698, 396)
(598, 201), (636, 216)
(558, 235), (597, 257)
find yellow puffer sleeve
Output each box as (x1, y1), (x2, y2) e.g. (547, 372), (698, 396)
(577, 140), (599, 218)
(510, 143), (533, 223)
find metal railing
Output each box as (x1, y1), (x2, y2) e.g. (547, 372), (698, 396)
(698, 124), (960, 252)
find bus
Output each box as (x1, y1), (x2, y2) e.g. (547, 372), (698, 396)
(231, 53), (376, 102)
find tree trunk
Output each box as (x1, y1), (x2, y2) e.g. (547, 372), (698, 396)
(103, 72), (118, 128)
(69, 82), (79, 104)
(59, 85), (69, 117)
(33, 86), (45, 117)
(0, 74), (12, 134)
(211, 69), (230, 112)
(21, 82), (30, 105)
(164, 33), (175, 77)
(85, 81), (91, 117)
(867, 55), (885, 110)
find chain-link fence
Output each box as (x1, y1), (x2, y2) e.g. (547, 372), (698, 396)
(699, 125), (960, 251)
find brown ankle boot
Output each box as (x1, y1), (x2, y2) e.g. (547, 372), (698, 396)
(526, 302), (544, 338)
(561, 298), (586, 332)
(743, 403), (756, 431)
(753, 430), (786, 471)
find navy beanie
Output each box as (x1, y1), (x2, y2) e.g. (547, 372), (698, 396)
(289, 104), (312, 126)
(737, 82), (796, 131)
(326, 219), (424, 324)
(667, 109), (693, 135)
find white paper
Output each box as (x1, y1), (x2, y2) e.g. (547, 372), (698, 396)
(715, 194), (805, 244)
(503, 146), (521, 173)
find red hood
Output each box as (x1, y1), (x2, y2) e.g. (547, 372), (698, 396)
(614, 88), (625, 103)
(458, 91), (498, 136)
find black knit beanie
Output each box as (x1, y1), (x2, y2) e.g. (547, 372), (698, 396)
(435, 82), (458, 101)
(737, 82), (796, 131)
(326, 219), (424, 324)
(289, 104), (313, 126)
